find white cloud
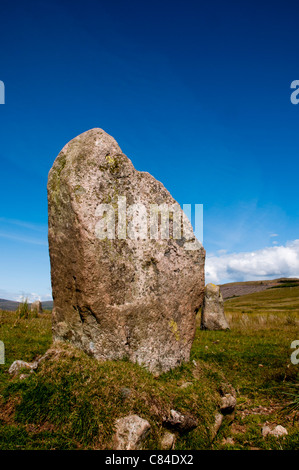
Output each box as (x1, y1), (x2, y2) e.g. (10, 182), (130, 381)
(0, 288), (52, 303)
(206, 239), (299, 284)
(270, 233), (279, 237)
(17, 292), (52, 302)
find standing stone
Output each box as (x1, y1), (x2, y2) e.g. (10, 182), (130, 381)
(201, 284), (230, 330)
(48, 128), (205, 374)
(31, 300), (43, 314)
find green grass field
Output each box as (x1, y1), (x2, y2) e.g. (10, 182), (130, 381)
(0, 286), (298, 450)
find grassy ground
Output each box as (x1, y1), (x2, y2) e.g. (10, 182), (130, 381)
(0, 286), (298, 450)
(201, 286), (299, 449)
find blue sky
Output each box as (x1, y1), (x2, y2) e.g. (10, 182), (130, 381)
(1, 0), (299, 300)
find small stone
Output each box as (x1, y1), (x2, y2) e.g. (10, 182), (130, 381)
(164, 409), (198, 433)
(220, 394), (237, 414)
(222, 437), (235, 445)
(262, 425), (271, 437)
(161, 431), (175, 450)
(120, 387), (132, 399)
(179, 382), (193, 389)
(114, 415), (151, 450)
(271, 425), (288, 437)
(19, 374), (30, 380)
(8, 360), (34, 376)
(211, 412), (223, 439)
(219, 384), (237, 415)
(262, 424), (288, 438)
(201, 283), (230, 330)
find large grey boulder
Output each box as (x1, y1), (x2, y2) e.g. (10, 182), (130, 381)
(201, 283), (230, 330)
(48, 128), (205, 374)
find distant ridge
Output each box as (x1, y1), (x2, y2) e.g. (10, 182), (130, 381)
(220, 278), (299, 300)
(0, 298), (53, 312)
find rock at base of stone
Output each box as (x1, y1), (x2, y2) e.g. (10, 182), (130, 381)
(201, 283), (230, 331)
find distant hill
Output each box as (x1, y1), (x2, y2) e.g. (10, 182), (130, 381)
(0, 299), (53, 312)
(220, 277), (299, 300)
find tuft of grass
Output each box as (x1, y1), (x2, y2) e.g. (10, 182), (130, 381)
(281, 382), (299, 416)
(17, 299), (29, 319)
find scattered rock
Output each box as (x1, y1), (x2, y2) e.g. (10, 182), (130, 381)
(220, 394), (237, 414)
(164, 409), (198, 433)
(19, 373), (30, 380)
(48, 128), (205, 374)
(179, 382), (193, 389)
(272, 425), (288, 438)
(262, 425), (271, 437)
(219, 384), (237, 415)
(222, 437), (235, 445)
(211, 412), (223, 439)
(113, 414), (151, 450)
(119, 387), (132, 399)
(160, 431), (176, 450)
(8, 360), (38, 376)
(201, 283), (230, 330)
(262, 424), (288, 438)
(31, 300), (43, 314)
